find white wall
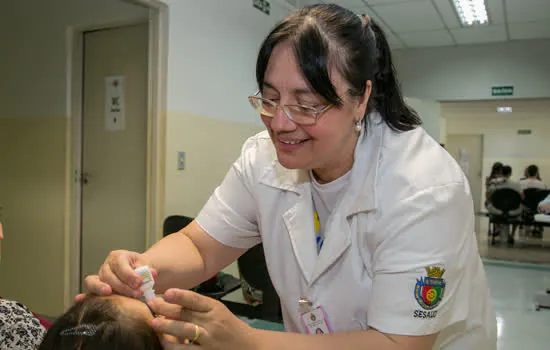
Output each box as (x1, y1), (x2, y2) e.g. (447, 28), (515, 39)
(394, 39), (550, 101)
(164, 0), (290, 125)
(0, 0), (148, 118)
(162, 0), (289, 219)
(405, 97), (441, 142)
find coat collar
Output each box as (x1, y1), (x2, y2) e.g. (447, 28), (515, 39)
(258, 113), (385, 285)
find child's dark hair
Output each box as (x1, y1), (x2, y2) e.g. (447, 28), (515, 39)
(502, 165), (512, 177)
(38, 296), (162, 350)
(526, 164), (539, 178)
(489, 162), (503, 179)
(256, 3), (421, 132)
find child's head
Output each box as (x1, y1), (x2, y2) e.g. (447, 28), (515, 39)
(39, 294), (162, 350)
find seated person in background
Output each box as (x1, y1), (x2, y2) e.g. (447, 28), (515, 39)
(0, 223), (46, 350)
(38, 294), (164, 350)
(520, 164), (547, 191)
(486, 162), (504, 190)
(539, 194), (550, 214)
(486, 165), (523, 243)
(485, 162), (504, 207)
(487, 165), (524, 204)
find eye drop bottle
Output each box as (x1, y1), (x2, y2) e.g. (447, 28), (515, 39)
(134, 265), (156, 301)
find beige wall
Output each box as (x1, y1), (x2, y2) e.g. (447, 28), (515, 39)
(164, 112), (264, 218)
(163, 113), (264, 280)
(0, 0), (148, 316)
(444, 101), (550, 208)
(0, 117), (68, 316)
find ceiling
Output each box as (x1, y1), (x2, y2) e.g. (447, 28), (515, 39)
(286, 0), (550, 49)
(441, 98), (550, 118)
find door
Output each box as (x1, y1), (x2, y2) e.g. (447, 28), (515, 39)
(446, 135), (484, 233)
(80, 24), (149, 291)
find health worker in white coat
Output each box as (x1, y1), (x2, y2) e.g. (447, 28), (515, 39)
(83, 4), (497, 350)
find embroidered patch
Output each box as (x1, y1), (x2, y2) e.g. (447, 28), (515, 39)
(414, 266), (446, 310)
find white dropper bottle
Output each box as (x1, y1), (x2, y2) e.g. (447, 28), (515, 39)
(134, 265), (156, 301)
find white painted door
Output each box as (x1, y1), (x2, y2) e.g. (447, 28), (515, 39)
(446, 135), (484, 233)
(80, 24), (148, 291)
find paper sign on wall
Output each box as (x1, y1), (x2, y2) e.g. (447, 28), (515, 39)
(458, 147), (470, 176)
(105, 76), (125, 131)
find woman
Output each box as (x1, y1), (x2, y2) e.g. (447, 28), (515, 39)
(0, 223), (46, 350)
(83, 4), (496, 349)
(485, 162), (504, 191)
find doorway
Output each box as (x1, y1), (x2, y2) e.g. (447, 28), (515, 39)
(446, 134), (484, 233)
(79, 23), (149, 291)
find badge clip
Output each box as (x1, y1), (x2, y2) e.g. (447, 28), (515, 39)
(298, 297), (313, 313)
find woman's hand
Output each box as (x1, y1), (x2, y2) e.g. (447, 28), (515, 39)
(76, 250), (157, 301)
(148, 289), (258, 350)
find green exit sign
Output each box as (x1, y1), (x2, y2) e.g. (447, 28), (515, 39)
(492, 86), (514, 96)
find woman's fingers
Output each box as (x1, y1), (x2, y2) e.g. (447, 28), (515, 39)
(83, 275), (113, 296)
(152, 317), (208, 344)
(98, 263), (140, 298)
(109, 250), (143, 289)
(74, 293), (87, 303)
(163, 289), (213, 313)
(148, 297), (200, 323)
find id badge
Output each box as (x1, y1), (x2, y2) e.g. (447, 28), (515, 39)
(300, 306), (333, 334)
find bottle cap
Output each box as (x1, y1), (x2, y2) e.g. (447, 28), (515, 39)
(143, 289), (156, 301)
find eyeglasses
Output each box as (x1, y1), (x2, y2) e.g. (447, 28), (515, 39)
(248, 91), (333, 126)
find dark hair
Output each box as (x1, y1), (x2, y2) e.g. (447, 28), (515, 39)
(502, 165), (512, 177)
(38, 296), (162, 350)
(255, 4), (421, 132)
(489, 162), (503, 179)
(526, 165), (539, 178)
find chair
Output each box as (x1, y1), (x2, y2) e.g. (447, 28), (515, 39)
(163, 215), (193, 237)
(488, 188), (522, 245)
(238, 244), (282, 322)
(222, 244), (282, 323)
(522, 189), (550, 238)
(162, 215), (241, 299)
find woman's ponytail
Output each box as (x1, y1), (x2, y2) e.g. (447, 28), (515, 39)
(368, 21), (421, 132)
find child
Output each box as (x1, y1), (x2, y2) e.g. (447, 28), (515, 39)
(38, 294), (162, 350)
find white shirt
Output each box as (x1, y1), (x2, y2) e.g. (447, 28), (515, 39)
(310, 169), (351, 253)
(520, 178), (547, 191)
(196, 113), (497, 349)
(539, 194), (550, 213)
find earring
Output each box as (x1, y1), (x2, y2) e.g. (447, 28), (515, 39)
(354, 120), (362, 132)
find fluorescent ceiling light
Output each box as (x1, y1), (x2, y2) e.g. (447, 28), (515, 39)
(452, 0), (489, 26)
(497, 106), (512, 113)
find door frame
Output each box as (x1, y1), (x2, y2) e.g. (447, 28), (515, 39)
(65, 0), (168, 309)
(446, 133), (485, 209)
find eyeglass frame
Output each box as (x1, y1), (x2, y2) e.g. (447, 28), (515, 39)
(248, 91), (333, 126)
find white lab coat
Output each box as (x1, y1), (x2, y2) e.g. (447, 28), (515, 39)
(196, 114), (497, 349)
